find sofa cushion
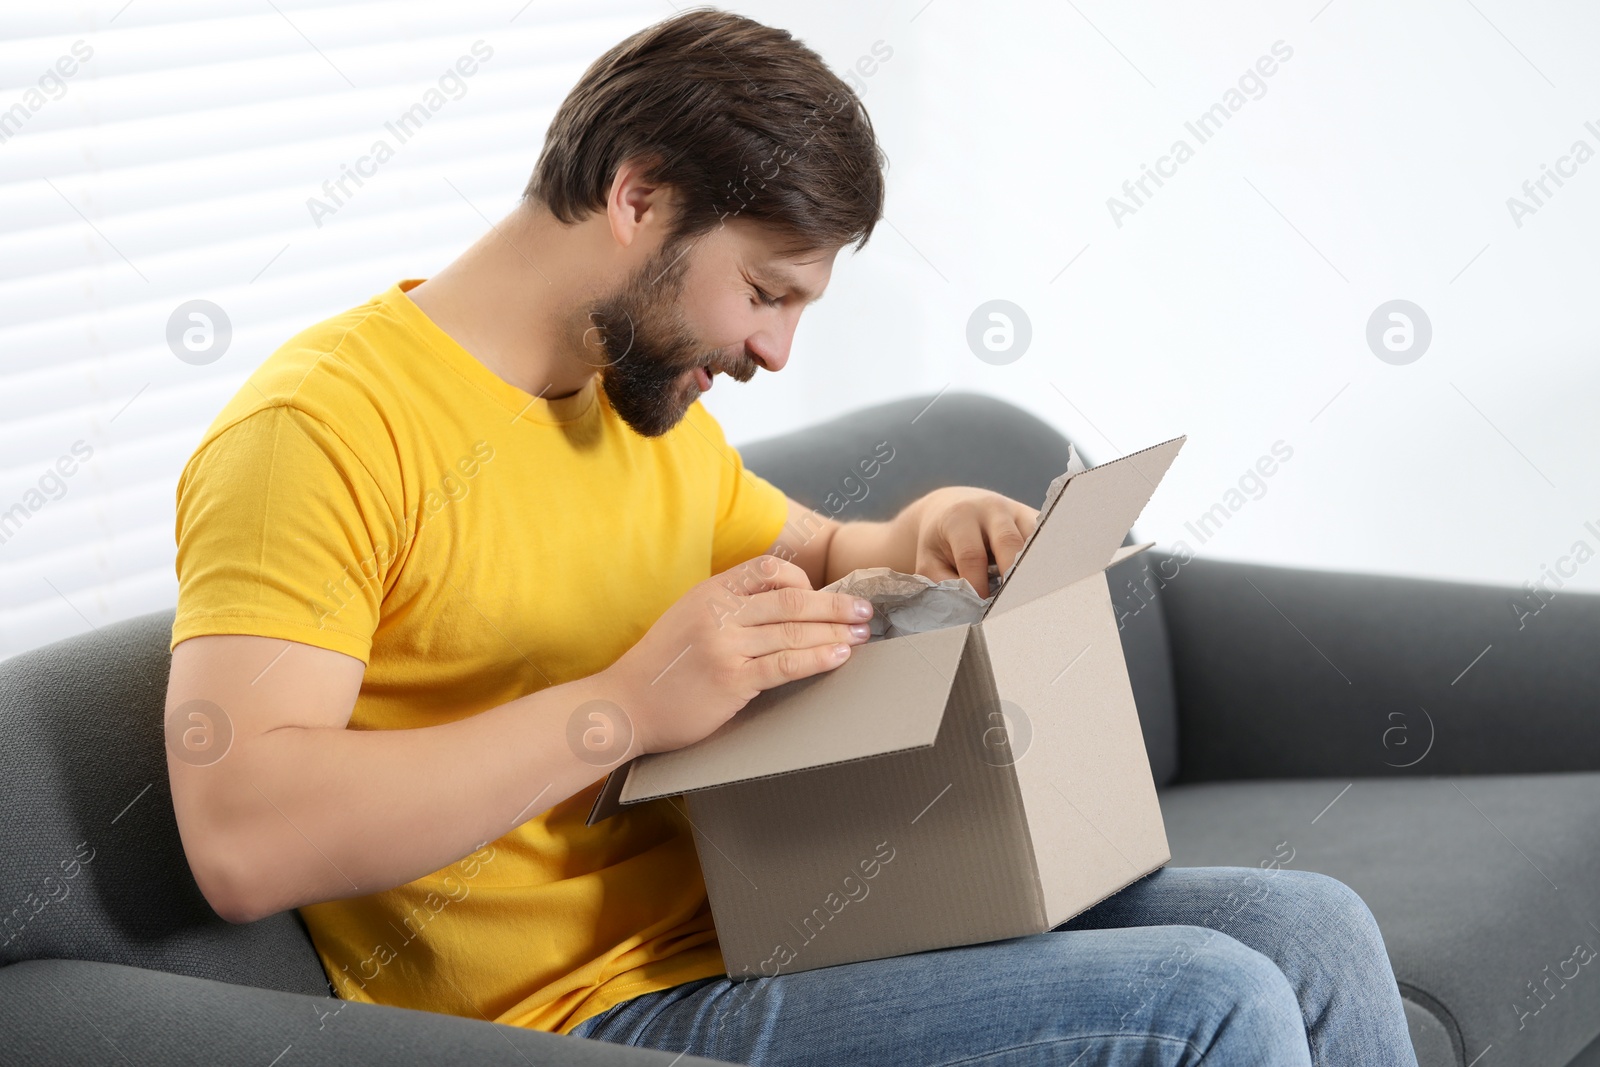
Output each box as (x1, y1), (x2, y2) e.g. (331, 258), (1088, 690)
(738, 390), (1181, 786)
(0, 959), (728, 1066)
(0, 611), (331, 997)
(1161, 774), (1600, 1067)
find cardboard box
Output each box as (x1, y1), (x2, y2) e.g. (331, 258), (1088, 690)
(589, 435), (1187, 978)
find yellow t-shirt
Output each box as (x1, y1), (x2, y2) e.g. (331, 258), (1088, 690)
(170, 278), (791, 1033)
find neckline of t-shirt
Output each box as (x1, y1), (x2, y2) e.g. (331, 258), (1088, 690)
(381, 278), (600, 426)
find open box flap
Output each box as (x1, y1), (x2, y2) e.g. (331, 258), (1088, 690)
(613, 622), (976, 806)
(985, 437), (1185, 619)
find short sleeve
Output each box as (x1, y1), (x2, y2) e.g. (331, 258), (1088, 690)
(693, 404), (790, 575)
(171, 405), (397, 664)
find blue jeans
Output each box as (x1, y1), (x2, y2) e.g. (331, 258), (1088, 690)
(569, 867), (1418, 1066)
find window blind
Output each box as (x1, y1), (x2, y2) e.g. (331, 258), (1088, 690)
(0, 0), (658, 660)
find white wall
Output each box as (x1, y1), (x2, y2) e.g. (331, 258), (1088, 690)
(714, 0), (1600, 611)
(2, 0), (1596, 661)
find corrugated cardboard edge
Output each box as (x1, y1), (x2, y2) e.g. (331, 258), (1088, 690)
(961, 623), (1051, 931)
(585, 761), (634, 826)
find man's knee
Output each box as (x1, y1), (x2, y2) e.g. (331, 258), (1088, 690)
(1025, 927), (1311, 1064)
(1182, 932), (1310, 1060)
(1187, 931), (1300, 1009)
(1112, 929), (1293, 1017)
(1269, 869), (1385, 946)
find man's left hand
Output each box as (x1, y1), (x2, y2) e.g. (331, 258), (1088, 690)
(910, 487), (1040, 597)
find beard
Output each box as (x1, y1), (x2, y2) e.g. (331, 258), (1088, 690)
(585, 236), (756, 438)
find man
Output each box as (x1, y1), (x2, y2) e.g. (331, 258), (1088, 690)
(166, 9), (1419, 1064)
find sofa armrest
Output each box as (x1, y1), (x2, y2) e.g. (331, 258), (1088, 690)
(0, 959), (731, 1066)
(1156, 556), (1600, 782)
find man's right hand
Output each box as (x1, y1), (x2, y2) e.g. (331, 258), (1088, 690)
(604, 554), (875, 755)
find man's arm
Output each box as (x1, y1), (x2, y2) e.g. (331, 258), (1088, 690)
(769, 490), (1040, 593)
(168, 553), (873, 926)
(166, 633), (639, 924)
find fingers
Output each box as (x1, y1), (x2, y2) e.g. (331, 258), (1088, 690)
(1017, 504), (1040, 543)
(713, 554), (812, 597)
(941, 510), (993, 598)
(985, 510), (1031, 577)
(713, 558), (875, 689)
(740, 619), (872, 658)
(704, 555), (817, 625)
(746, 640), (855, 691)
(734, 584), (875, 629)
(924, 500), (1042, 594)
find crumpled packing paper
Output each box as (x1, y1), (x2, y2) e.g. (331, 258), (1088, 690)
(819, 566), (999, 642)
(820, 445), (1088, 643)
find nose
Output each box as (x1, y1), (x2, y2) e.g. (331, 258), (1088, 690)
(744, 318), (796, 373)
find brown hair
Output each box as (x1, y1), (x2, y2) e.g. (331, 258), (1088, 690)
(525, 8), (885, 251)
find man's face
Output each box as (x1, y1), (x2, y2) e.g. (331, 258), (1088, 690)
(587, 219), (838, 438)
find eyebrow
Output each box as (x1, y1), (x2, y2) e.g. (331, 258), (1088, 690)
(753, 265), (824, 305)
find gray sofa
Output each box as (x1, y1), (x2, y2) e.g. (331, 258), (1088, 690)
(2, 392), (1595, 1066)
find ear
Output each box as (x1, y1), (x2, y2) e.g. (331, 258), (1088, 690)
(605, 158), (670, 250)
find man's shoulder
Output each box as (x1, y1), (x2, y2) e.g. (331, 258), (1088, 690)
(248, 292), (398, 411)
(189, 290), (407, 480)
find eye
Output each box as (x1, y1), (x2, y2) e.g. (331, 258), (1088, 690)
(750, 286), (782, 308)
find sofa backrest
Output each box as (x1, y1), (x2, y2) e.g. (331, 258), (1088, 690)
(737, 390), (1181, 787)
(0, 610), (331, 997)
